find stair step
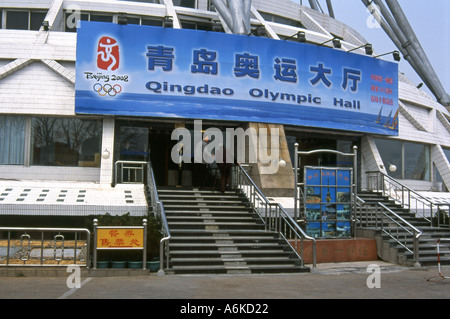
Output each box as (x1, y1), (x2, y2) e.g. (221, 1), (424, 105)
(357, 190), (450, 267)
(167, 216), (255, 221)
(162, 199), (245, 204)
(170, 229), (275, 235)
(169, 249), (292, 255)
(159, 194), (242, 199)
(170, 256), (292, 262)
(170, 264), (306, 271)
(153, 187), (307, 274)
(164, 205), (250, 210)
(169, 242), (284, 248)
(170, 236), (279, 241)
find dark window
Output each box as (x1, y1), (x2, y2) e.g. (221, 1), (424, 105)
(31, 118), (102, 167)
(374, 138), (430, 181)
(126, 17), (141, 25)
(181, 21), (196, 29)
(30, 11), (46, 30)
(173, 0), (196, 8)
(6, 11), (29, 30)
(65, 13), (89, 32)
(141, 18), (163, 26)
(90, 14), (113, 23)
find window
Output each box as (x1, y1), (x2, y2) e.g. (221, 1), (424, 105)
(6, 11), (29, 30)
(5, 10), (46, 30)
(173, 0), (196, 8)
(443, 148), (450, 163)
(404, 142), (430, 180)
(31, 118), (102, 167)
(65, 12), (89, 32)
(0, 116), (26, 165)
(126, 17), (141, 25)
(90, 14), (113, 23)
(259, 12), (303, 28)
(374, 138), (402, 179)
(374, 138), (430, 181)
(30, 11), (46, 30)
(64, 12), (113, 32)
(142, 18), (163, 27)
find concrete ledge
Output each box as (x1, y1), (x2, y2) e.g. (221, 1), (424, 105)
(0, 267), (152, 277)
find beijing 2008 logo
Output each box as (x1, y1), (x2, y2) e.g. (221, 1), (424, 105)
(97, 36), (119, 71)
(84, 35), (129, 97)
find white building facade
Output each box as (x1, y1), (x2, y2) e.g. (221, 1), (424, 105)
(1, 0), (450, 218)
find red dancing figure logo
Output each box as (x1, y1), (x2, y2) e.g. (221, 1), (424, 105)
(97, 36), (119, 71)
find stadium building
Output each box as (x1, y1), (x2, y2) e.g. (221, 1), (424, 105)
(1, 0), (449, 272)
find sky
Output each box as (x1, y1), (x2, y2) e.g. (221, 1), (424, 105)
(298, 0), (449, 102)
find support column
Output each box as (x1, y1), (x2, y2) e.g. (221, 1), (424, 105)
(246, 123), (294, 197)
(100, 118), (115, 185)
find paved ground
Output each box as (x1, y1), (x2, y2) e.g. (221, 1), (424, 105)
(1, 261), (449, 301)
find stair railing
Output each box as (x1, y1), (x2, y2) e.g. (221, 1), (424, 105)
(356, 193), (422, 266)
(377, 202), (422, 267)
(233, 164), (317, 270)
(147, 161), (171, 275)
(366, 171), (437, 226)
(355, 196), (372, 227)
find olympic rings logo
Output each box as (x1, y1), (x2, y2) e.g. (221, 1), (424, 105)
(93, 83), (122, 97)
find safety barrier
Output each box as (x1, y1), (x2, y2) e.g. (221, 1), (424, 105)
(114, 160), (148, 184)
(366, 170), (440, 226)
(0, 227), (91, 267)
(427, 238), (450, 281)
(147, 161), (171, 276)
(232, 163), (317, 270)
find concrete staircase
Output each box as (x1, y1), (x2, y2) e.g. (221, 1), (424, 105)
(158, 187), (310, 274)
(357, 191), (450, 267)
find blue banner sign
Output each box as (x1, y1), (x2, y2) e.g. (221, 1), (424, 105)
(75, 21), (399, 135)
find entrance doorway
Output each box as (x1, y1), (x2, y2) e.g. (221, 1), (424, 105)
(114, 119), (237, 188)
(114, 119), (172, 186)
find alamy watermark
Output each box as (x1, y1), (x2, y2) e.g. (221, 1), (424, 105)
(66, 5), (81, 29)
(66, 264), (81, 289)
(366, 264), (381, 288)
(171, 120), (284, 174)
(366, 3), (382, 29)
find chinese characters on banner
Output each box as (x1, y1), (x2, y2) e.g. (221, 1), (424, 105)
(97, 228), (144, 249)
(146, 45), (363, 90)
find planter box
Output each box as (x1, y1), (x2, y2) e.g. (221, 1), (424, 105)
(110, 261), (127, 268)
(127, 261), (143, 269)
(96, 261), (110, 268)
(147, 261), (159, 272)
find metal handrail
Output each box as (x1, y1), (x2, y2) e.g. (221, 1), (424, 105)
(115, 160), (148, 184)
(0, 227), (90, 267)
(234, 164), (317, 270)
(355, 196), (422, 267)
(376, 202), (422, 267)
(147, 162), (171, 275)
(366, 170), (437, 225)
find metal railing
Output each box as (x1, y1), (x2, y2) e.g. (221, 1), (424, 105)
(147, 161), (171, 275)
(115, 160), (148, 184)
(355, 197), (422, 266)
(233, 164), (317, 270)
(366, 170), (441, 226)
(0, 227), (90, 267)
